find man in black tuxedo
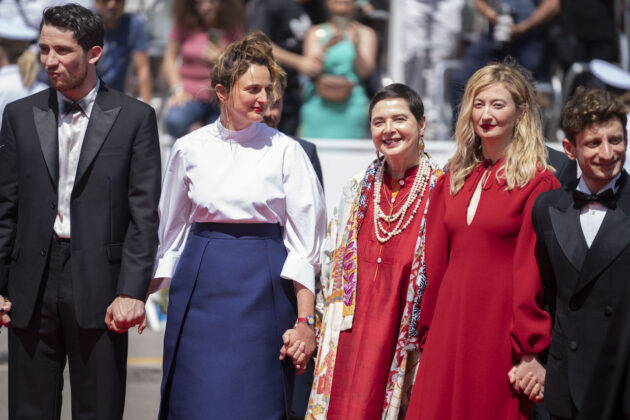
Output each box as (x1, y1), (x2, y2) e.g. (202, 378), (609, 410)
(532, 87), (629, 420)
(0, 4), (161, 419)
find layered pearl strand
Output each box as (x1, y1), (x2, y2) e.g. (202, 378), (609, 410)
(373, 156), (431, 243)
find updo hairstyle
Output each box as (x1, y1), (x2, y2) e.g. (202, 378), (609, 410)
(210, 31), (286, 104)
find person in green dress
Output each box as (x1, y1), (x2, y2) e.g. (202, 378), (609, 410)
(299, 0), (377, 139)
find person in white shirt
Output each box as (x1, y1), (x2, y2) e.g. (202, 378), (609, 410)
(150, 31), (326, 420)
(532, 87), (630, 420)
(0, 18), (47, 125)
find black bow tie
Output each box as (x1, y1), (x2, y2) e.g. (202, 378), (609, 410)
(573, 188), (617, 209)
(60, 100), (83, 115)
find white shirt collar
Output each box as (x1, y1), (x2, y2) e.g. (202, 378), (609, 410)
(215, 118), (260, 143)
(576, 172), (622, 195)
(56, 79), (100, 118)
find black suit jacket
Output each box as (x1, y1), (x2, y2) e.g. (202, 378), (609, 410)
(547, 146), (577, 187)
(294, 137), (323, 189)
(578, 279), (630, 420)
(532, 172), (630, 417)
(0, 83), (161, 329)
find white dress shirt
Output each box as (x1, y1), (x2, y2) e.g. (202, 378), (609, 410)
(152, 119), (327, 294)
(53, 80), (99, 238)
(577, 173), (621, 247)
(0, 64), (47, 123)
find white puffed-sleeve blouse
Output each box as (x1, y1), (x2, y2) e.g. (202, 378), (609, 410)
(151, 119), (327, 294)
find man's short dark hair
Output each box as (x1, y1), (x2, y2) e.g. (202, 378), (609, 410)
(40, 3), (104, 51)
(562, 87), (628, 144)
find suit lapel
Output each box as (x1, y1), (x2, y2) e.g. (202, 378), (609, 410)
(574, 174), (630, 295)
(33, 90), (59, 186)
(74, 86), (120, 186)
(549, 186), (588, 273)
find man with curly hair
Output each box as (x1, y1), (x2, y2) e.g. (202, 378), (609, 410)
(532, 87), (629, 419)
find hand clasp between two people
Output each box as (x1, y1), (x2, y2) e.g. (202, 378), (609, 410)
(279, 325), (316, 375)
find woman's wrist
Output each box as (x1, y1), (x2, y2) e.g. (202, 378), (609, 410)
(169, 84), (184, 95)
(296, 315), (315, 329)
(296, 322), (315, 332)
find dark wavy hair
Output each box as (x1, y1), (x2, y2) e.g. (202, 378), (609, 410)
(40, 3), (104, 51)
(368, 83), (425, 122)
(562, 87), (629, 144)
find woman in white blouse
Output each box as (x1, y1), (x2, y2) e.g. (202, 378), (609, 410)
(151, 32), (326, 420)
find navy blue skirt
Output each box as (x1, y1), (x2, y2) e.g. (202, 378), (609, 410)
(158, 223), (297, 420)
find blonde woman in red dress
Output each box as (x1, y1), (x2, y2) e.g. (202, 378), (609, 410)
(406, 61), (559, 420)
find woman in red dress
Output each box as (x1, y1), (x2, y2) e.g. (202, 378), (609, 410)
(406, 62), (559, 420)
(307, 84), (443, 420)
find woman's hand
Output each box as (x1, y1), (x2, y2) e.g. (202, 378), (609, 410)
(165, 90), (192, 109)
(323, 28), (345, 50)
(298, 56), (324, 79)
(348, 22), (361, 47)
(279, 324), (316, 374)
(0, 296), (11, 331)
(201, 41), (222, 65)
(508, 354), (545, 401)
(510, 23), (526, 40)
(284, 282), (316, 374)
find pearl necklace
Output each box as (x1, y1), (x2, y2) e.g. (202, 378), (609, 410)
(373, 156), (431, 243)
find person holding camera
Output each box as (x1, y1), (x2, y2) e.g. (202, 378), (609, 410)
(448, 0), (560, 127)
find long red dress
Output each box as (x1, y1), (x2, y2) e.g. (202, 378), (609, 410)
(406, 161), (558, 420)
(327, 165), (429, 420)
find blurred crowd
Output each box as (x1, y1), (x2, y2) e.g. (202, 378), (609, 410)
(0, 0), (628, 141)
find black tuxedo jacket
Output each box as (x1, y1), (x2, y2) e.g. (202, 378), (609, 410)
(532, 172), (630, 417)
(578, 279), (630, 420)
(293, 137), (323, 189)
(0, 83), (161, 329)
(547, 146), (577, 187)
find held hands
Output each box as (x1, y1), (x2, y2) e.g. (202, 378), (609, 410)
(105, 294), (146, 334)
(279, 323), (316, 375)
(508, 354), (546, 401)
(0, 296), (11, 330)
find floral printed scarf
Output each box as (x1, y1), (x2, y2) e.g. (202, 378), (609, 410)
(307, 154), (443, 420)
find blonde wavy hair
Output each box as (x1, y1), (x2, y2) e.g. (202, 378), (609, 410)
(1, 40), (40, 88)
(18, 49), (39, 88)
(447, 61), (550, 195)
